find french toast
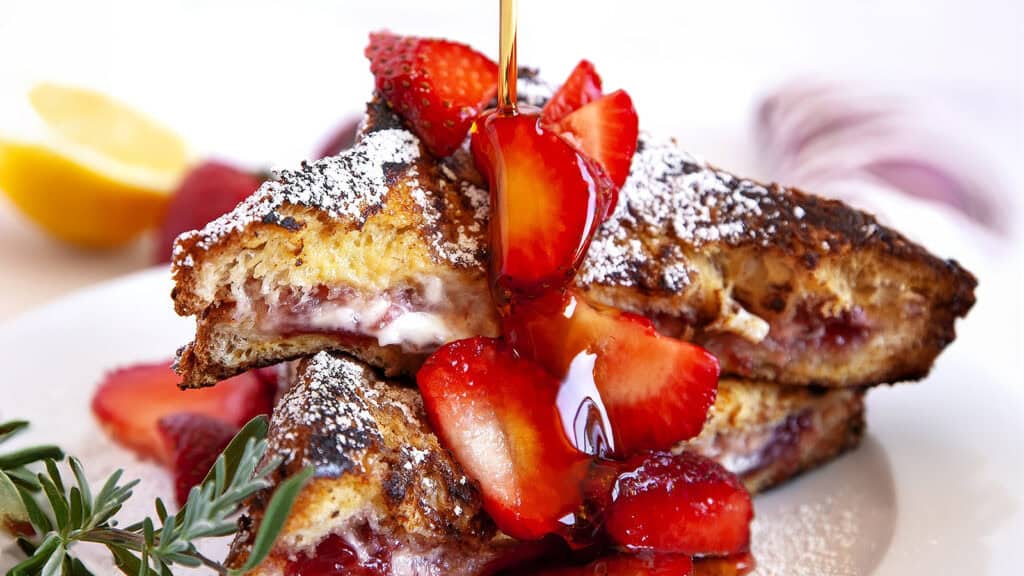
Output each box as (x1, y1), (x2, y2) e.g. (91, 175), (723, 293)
(170, 77), (975, 390)
(226, 352), (864, 575)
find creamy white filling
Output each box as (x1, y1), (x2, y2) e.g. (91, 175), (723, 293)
(300, 298), (457, 352)
(707, 291), (771, 344)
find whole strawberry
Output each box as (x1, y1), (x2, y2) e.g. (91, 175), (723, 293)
(154, 161), (264, 262)
(365, 32), (498, 157)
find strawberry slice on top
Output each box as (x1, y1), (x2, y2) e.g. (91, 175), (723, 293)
(416, 337), (591, 541)
(505, 290), (720, 456)
(471, 110), (614, 296)
(541, 62), (639, 197)
(554, 89), (639, 194)
(366, 32), (498, 157)
(541, 60), (604, 124)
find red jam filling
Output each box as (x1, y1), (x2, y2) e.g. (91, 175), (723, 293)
(285, 533), (391, 576)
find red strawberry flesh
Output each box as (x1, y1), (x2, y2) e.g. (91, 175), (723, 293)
(542, 60), (604, 124)
(604, 452), (753, 556)
(416, 337), (591, 540)
(505, 290), (720, 456)
(366, 32), (498, 157)
(471, 110), (613, 297)
(91, 361), (272, 463)
(157, 413), (237, 505)
(555, 89), (639, 194)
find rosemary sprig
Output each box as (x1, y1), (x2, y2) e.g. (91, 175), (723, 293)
(0, 417), (313, 575)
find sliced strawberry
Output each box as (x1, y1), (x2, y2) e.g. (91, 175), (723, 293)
(604, 452), (753, 556)
(157, 413), (238, 505)
(542, 60), (604, 124)
(471, 110), (614, 295)
(505, 290), (719, 456)
(555, 90), (639, 192)
(366, 32), (498, 157)
(416, 337), (591, 540)
(91, 361), (272, 462)
(155, 161), (264, 263)
(533, 553), (695, 576)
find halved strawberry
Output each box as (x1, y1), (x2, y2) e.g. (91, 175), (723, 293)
(555, 90), (639, 192)
(91, 361), (272, 462)
(542, 60), (604, 124)
(366, 32), (498, 157)
(156, 413), (238, 505)
(505, 290), (719, 456)
(533, 553), (695, 576)
(604, 452), (753, 556)
(416, 337), (591, 540)
(471, 110), (614, 296)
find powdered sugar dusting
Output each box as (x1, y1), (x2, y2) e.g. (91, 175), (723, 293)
(408, 167), (490, 267)
(580, 135), (788, 287)
(516, 73), (554, 107)
(268, 352), (382, 476)
(180, 129), (420, 252)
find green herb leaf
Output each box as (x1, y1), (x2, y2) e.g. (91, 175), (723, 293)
(9, 532), (60, 575)
(37, 469), (69, 531)
(202, 415), (269, 488)
(0, 445), (64, 470)
(107, 544), (144, 576)
(39, 541), (65, 576)
(231, 466), (314, 575)
(0, 420), (30, 444)
(7, 414), (301, 576)
(17, 483), (52, 533)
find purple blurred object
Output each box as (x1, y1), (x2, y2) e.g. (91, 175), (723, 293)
(756, 81), (1003, 232)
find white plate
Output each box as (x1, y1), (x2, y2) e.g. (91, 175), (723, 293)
(1, 267), (1021, 575)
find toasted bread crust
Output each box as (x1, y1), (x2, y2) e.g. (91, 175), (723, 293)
(171, 85), (974, 389)
(685, 381), (865, 493)
(226, 353), (506, 575)
(229, 352), (865, 574)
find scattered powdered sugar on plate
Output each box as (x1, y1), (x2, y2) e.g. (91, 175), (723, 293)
(751, 495), (861, 576)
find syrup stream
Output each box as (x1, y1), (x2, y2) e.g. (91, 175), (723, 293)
(498, 0), (518, 113)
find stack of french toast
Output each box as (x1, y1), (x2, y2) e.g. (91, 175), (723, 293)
(167, 38), (975, 575)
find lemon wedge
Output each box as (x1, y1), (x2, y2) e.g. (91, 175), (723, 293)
(0, 83), (189, 248)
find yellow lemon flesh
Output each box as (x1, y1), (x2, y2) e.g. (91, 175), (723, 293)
(0, 83), (188, 248)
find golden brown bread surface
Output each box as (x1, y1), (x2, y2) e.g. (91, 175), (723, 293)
(228, 352), (865, 575)
(172, 88), (974, 389)
(226, 352), (513, 575)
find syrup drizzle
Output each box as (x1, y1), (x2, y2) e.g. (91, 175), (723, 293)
(498, 0), (519, 113)
(492, 0), (616, 464)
